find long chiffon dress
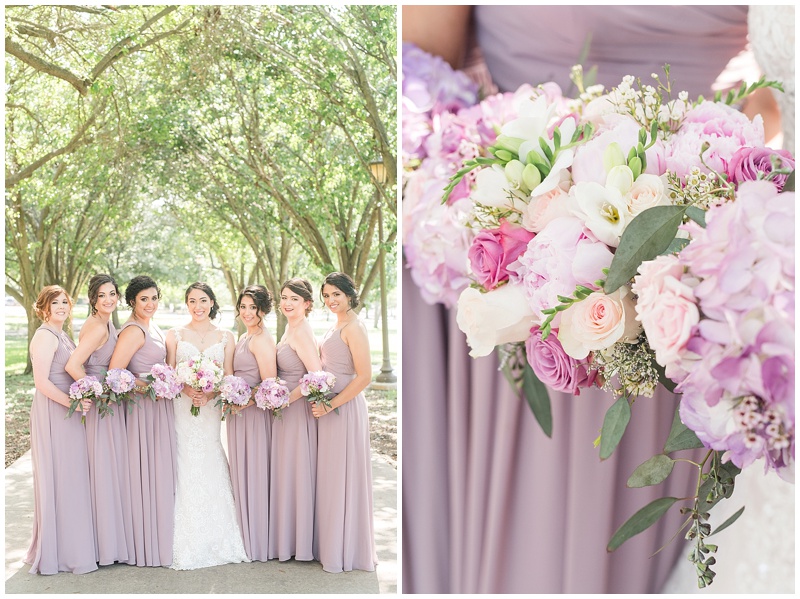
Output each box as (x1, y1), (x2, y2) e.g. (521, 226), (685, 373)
(268, 342), (317, 561)
(316, 327), (377, 573)
(25, 325), (97, 575)
(402, 5), (753, 594)
(227, 334), (273, 562)
(121, 320), (177, 567)
(84, 320), (135, 566)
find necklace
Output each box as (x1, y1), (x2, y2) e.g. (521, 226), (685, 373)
(188, 324), (215, 345)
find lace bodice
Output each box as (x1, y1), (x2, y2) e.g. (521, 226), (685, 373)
(175, 329), (227, 366)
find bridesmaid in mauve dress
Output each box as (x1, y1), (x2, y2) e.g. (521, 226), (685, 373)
(64, 274), (135, 567)
(269, 278), (321, 562)
(402, 5), (758, 594)
(227, 284), (278, 562)
(311, 272), (377, 573)
(109, 275), (176, 568)
(25, 285), (97, 575)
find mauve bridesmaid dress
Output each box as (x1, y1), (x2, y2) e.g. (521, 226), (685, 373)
(316, 327), (377, 573)
(227, 334), (273, 561)
(121, 320), (176, 567)
(268, 342), (317, 561)
(402, 5), (752, 593)
(25, 326), (97, 574)
(84, 320), (135, 566)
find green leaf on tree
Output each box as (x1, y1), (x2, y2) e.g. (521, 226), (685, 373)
(605, 206), (687, 293)
(627, 454), (675, 488)
(599, 396), (631, 460)
(663, 406), (705, 453)
(523, 363), (552, 438)
(607, 497), (679, 552)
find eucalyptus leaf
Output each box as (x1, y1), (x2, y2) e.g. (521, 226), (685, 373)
(599, 396), (631, 460)
(784, 170), (795, 192)
(662, 237), (690, 255)
(605, 206), (687, 293)
(607, 497), (679, 552)
(684, 206), (706, 227)
(523, 363), (552, 438)
(709, 506), (745, 537)
(663, 406), (705, 453)
(627, 454), (675, 488)
(653, 361), (678, 393)
(698, 459), (741, 511)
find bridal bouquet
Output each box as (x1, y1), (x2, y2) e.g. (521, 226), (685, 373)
(68, 375), (104, 424)
(144, 362), (183, 404)
(102, 367), (137, 417)
(176, 356), (224, 416)
(215, 374), (252, 421)
(254, 377), (290, 419)
(404, 45), (795, 587)
(300, 371), (338, 415)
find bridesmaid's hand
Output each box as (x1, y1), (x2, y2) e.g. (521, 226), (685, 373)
(80, 398), (93, 413)
(311, 402), (330, 419)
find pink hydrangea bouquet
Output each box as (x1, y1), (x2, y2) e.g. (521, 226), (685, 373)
(300, 370), (338, 415)
(215, 374), (252, 421)
(176, 356), (224, 416)
(68, 375), (104, 425)
(254, 377), (290, 419)
(143, 362), (183, 404)
(103, 367), (136, 417)
(418, 52), (793, 586)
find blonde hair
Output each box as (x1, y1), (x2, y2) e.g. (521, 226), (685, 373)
(33, 285), (74, 321)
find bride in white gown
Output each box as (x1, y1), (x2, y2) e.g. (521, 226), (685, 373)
(165, 282), (249, 571)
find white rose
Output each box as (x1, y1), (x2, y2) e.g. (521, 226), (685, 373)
(557, 286), (642, 359)
(471, 165), (527, 212)
(456, 284), (537, 357)
(626, 173), (671, 217)
(522, 183), (576, 233)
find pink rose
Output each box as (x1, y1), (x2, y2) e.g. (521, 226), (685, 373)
(634, 276), (699, 366)
(632, 254), (686, 314)
(557, 286), (642, 360)
(726, 146), (795, 192)
(525, 327), (597, 395)
(468, 219), (535, 290)
(521, 182), (576, 233)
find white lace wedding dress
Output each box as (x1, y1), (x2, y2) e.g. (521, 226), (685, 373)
(170, 333), (249, 570)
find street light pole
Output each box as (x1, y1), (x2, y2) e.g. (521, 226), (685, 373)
(370, 160), (396, 384)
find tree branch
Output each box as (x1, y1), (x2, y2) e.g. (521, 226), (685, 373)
(5, 36), (90, 95)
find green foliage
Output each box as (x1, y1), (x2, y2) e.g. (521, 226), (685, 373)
(607, 497), (679, 552)
(627, 454), (675, 488)
(523, 363), (552, 438)
(599, 395), (631, 460)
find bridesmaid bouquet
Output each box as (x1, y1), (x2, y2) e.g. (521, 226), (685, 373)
(254, 377), (290, 419)
(403, 45), (795, 587)
(144, 363), (183, 404)
(102, 367), (137, 417)
(215, 375), (252, 421)
(300, 370), (338, 415)
(68, 375), (104, 425)
(176, 356), (224, 416)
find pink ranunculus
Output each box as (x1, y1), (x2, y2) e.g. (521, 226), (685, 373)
(635, 275), (699, 366)
(665, 100), (764, 177)
(726, 146), (795, 192)
(525, 327), (597, 395)
(468, 219), (535, 290)
(557, 286), (642, 360)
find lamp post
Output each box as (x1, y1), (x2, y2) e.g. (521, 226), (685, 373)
(369, 159), (396, 384)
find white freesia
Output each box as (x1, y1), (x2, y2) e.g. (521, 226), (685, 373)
(557, 286), (642, 360)
(456, 284), (537, 357)
(572, 181), (630, 247)
(501, 94), (555, 143)
(605, 164), (634, 194)
(625, 173), (671, 216)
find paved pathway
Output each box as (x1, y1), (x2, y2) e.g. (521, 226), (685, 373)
(5, 449), (397, 594)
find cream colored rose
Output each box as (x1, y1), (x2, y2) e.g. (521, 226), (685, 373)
(522, 181), (576, 233)
(456, 284), (537, 357)
(626, 173), (671, 217)
(557, 286), (642, 359)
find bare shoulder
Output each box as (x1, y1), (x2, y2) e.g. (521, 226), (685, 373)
(30, 327), (59, 353)
(341, 318), (369, 345)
